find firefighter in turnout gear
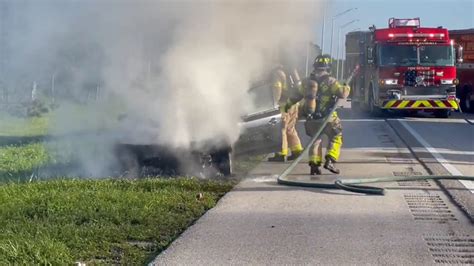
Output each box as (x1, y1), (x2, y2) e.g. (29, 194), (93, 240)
(305, 54), (350, 175)
(268, 65), (304, 162)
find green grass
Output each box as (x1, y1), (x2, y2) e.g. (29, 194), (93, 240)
(0, 115), (50, 137)
(0, 141), (77, 182)
(0, 101), (123, 138)
(0, 178), (234, 265)
(0, 143), (51, 180)
(0, 102), (124, 182)
(0, 142), (238, 264)
(0, 101), (263, 264)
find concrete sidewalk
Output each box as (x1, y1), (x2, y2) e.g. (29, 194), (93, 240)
(152, 119), (473, 265)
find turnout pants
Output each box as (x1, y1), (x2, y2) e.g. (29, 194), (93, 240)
(280, 103), (303, 156)
(305, 112), (343, 165)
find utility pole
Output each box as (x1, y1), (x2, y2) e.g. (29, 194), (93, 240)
(336, 19), (358, 80)
(330, 8), (357, 58)
(340, 27), (361, 80)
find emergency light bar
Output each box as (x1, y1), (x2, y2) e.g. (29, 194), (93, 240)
(389, 18), (420, 28)
(388, 33), (445, 38)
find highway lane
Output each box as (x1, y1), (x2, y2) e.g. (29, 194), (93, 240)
(383, 111), (474, 221)
(341, 103), (474, 218)
(394, 116), (473, 181)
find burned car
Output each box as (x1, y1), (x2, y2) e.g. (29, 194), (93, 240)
(114, 82), (281, 178)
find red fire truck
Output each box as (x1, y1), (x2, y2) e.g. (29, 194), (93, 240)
(450, 29), (474, 113)
(346, 18), (463, 117)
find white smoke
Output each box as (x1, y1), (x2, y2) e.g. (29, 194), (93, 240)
(111, 1), (320, 148)
(1, 0), (321, 175)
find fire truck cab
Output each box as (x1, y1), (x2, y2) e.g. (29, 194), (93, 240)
(346, 18), (463, 117)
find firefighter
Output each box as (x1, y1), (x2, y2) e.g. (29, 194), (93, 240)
(305, 54), (350, 175)
(268, 65), (304, 162)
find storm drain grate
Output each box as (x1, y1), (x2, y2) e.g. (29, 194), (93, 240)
(393, 171), (423, 177)
(404, 194), (457, 223)
(424, 235), (474, 264)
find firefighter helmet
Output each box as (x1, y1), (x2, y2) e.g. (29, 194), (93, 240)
(313, 54), (332, 70)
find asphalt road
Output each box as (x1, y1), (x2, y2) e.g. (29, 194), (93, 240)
(153, 105), (474, 265)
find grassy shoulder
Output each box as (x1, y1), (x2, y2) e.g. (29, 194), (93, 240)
(0, 101), (122, 138)
(0, 178), (235, 265)
(0, 143), (50, 180)
(0, 115), (50, 137)
(0, 105), (264, 264)
(0, 141), (76, 182)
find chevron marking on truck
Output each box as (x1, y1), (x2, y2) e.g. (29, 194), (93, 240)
(382, 100), (458, 109)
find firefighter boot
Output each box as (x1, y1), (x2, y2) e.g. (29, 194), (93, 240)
(268, 153), (287, 162)
(324, 155), (340, 174)
(309, 162), (322, 175)
(287, 150), (303, 161)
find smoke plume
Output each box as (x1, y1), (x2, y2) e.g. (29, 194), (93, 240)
(1, 0), (320, 176)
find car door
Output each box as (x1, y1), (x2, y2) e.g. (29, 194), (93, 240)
(233, 81), (282, 156)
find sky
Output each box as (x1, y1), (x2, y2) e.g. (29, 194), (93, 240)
(315, 0), (474, 57)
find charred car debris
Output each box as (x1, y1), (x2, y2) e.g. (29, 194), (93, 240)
(114, 85), (281, 178)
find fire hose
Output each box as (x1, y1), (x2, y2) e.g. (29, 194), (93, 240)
(277, 68), (474, 195)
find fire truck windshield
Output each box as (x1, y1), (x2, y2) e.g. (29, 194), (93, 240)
(378, 44), (454, 67)
(379, 45), (417, 66)
(419, 45), (454, 66)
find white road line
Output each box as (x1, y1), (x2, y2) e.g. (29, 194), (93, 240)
(398, 120), (474, 193)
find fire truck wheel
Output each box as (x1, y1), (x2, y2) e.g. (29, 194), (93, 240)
(434, 109), (450, 118)
(368, 91), (382, 117)
(460, 89), (473, 113)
